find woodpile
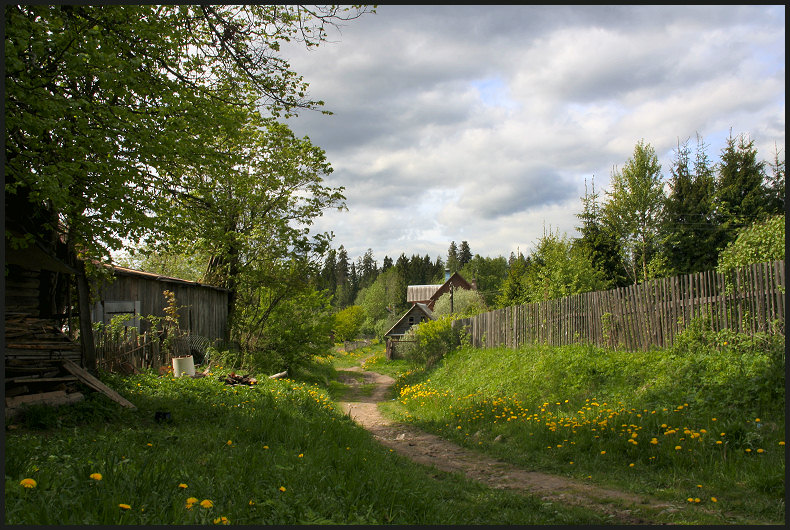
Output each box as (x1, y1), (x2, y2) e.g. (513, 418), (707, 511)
(5, 359), (137, 419)
(5, 314), (81, 363)
(5, 359), (85, 418)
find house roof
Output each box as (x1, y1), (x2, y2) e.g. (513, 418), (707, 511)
(384, 303), (435, 337)
(406, 284), (442, 303)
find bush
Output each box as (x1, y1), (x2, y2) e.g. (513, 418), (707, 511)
(333, 305), (365, 342)
(401, 316), (462, 368)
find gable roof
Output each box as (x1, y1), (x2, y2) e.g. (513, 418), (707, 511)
(383, 303), (435, 337)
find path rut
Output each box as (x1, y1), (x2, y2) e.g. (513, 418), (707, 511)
(335, 364), (685, 525)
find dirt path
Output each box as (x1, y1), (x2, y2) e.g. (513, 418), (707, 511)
(335, 364), (684, 525)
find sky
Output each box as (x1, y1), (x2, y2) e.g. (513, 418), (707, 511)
(280, 5), (785, 265)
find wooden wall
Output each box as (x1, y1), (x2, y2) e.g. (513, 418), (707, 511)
(93, 271), (229, 341)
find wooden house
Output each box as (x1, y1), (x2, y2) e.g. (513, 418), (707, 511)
(383, 303), (435, 359)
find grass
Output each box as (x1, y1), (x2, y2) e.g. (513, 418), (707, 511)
(4, 361), (607, 525)
(381, 330), (785, 525)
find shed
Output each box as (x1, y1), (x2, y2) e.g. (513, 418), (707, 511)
(383, 303), (435, 359)
(91, 265), (230, 342)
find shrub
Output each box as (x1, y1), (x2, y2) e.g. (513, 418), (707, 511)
(402, 316), (461, 368)
(333, 305), (366, 342)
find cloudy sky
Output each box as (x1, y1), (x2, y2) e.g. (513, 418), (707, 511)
(280, 5), (785, 264)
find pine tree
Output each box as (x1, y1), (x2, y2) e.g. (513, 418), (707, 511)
(714, 132), (769, 250)
(447, 241), (460, 273)
(458, 241), (472, 267)
(662, 135), (718, 274)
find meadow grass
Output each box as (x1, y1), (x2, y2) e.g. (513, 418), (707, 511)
(384, 331), (785, 525)
(4, 363), (606, 525)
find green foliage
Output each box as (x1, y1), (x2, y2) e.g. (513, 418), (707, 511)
(496, 230), (607, 307)
(238, 287), (334, 372)
(354, 268), (407, 338)
(432, 287), (487, 318)
(603, 140), (666, 284)
(716, 215), (785, 275)
(459, 255), (508, 306)
(401, 316), (462, 369)
(662, 135), (719, 275)
(333, 306), (366, 342)
(5, 5), (371, 262)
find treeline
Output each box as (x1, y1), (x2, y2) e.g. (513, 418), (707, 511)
(325, 131), (785, 336)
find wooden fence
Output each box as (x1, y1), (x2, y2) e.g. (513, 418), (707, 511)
(94, 327), (211, 372)
(453, 261), (785, 351)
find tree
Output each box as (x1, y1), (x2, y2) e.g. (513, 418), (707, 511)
(602, 140), (666, 284)
(333, 305), (366, 342)
(714, 132), (769, 250)
(764, 144), (785, 217)
(447, 241), (460, 273)
(458, 241), (472, 267)
(574, 177), (627, 288)
(432, 287), (487, 318)
(4, 4), (373, 370)
(662, 135), (718, 275)
(354, 268), (407, 338)
(520, 229), (607, 303)
(459, 254), (508, 306)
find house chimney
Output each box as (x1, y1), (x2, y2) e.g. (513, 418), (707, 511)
(444, 268), (451, 282)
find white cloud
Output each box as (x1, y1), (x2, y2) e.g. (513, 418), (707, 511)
(282, 5), (785, 263)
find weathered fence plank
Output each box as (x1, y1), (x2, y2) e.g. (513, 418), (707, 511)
(454, 261), (785, 351)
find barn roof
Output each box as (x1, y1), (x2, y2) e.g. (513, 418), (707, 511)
(106, 265), (229, 292)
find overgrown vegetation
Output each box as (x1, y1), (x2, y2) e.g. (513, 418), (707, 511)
(5, 364), (606, 525)
(386, 319), (785, 524)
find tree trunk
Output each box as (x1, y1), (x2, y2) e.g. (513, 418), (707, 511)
(75, 258), (97, 373)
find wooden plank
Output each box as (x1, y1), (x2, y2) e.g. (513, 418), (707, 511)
(60, 359), (136, 409)
(6, 376), (79, 384)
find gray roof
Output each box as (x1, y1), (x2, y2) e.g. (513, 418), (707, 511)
(407, 284), (441, 302)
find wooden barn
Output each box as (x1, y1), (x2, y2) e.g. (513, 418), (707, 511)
(383, 303), (435, 359)
(91, 265), (230, 350)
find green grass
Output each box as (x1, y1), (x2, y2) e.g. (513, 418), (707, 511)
(381, 334), (785, 525)
(4, 364), (607, 525)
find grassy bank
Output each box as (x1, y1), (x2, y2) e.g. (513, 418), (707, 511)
(384, 326), (785, 525)
(4, 363), (606, 525)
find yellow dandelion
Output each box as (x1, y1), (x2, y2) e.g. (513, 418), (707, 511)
(119, 503), (131, 510)
(227, 440), (232, 446)
(745, 449), (752, 453)
(298, 453), (304, 458)
(279, 486), (286, 492)
(694, 498), (701, 503)
(249, 500), (255, 506)
(19, 478), (37, 489)
(711, 497), (717, 502)
(779, 441), (785, 446)
(756, 448), (764, 453)
(675, 445), (682, 450)
(178, 483), (188, 489)
(90, 473), (102, 481)
(629, 463), (635, 467)
(600, 450), (606, 455)
(687, 498), (694, 503)
(213, 516), (229, 525)
(263, 445), (269, 450)
(200, 499), (214, 509)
